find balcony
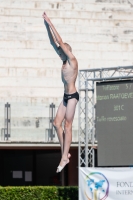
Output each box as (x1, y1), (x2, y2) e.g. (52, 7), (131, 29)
(0, 102), (78, 147)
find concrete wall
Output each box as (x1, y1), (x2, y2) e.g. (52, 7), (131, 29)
(0, 0), (133, 142)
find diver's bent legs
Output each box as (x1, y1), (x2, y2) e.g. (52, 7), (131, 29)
(56, 98), (77, 173)
(53, 101), (66, 155)
(53, 100), (71, 158)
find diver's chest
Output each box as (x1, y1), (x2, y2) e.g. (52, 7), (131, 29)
(62, 64), (72, 74)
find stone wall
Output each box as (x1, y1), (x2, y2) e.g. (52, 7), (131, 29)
(0, 0), (133, 142)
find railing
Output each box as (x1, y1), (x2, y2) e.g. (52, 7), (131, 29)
(0, 102), (78, 143)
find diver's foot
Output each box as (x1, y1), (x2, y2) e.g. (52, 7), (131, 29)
(56, 158), (69, 173)
(68, 153), (71, 159)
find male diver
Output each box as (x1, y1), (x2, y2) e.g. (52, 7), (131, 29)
(42, 12), (79, 173)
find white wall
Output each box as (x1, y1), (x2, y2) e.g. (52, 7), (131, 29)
(0, 0), (133, 142)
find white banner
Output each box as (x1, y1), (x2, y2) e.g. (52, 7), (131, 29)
(79, 167), (133, 200)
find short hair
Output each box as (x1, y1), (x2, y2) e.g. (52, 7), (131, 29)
(64, 43), (72, 52)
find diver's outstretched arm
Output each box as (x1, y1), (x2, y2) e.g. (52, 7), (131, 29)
(42, 12), (75, 61)
(44, 20), (59, 54)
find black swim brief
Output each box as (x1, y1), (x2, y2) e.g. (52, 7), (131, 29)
(63, 91), (79, 104)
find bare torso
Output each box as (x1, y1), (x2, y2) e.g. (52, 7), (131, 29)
(61, 60), (78, 94)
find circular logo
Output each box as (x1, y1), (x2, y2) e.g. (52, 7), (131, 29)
(84, 172), (109, 200)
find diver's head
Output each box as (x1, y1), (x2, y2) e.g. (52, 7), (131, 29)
(64, 43), (72, 52)
(58, 43), (72, 62)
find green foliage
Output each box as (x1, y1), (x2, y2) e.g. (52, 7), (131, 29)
(0, 186), (78, 200)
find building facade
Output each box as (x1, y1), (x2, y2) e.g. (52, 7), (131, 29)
(0, 0), (133, 186)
